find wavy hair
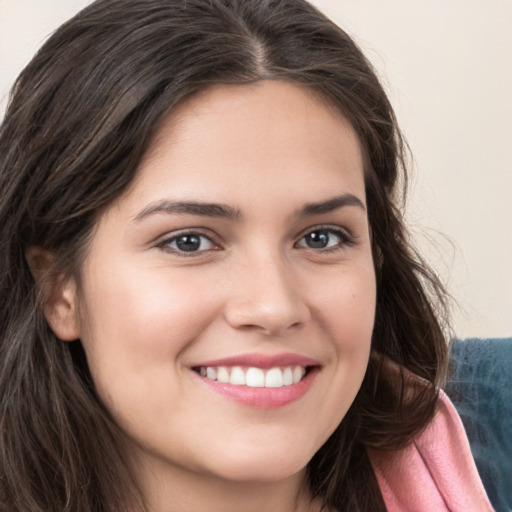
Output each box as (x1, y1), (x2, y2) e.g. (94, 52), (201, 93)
(0, 0), (450, 510)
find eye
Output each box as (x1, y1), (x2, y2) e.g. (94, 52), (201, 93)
(158, 232), (217, 254)
(296, 228), (353, 251)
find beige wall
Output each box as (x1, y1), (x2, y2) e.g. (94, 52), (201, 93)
(1, 0), (511, 338)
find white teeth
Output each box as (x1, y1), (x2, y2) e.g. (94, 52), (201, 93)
(246, 367), (265, 387)
(217, 366), (230, 383)
(293, 366), (305, 384)
(198, 365), (309, 388)
(229, 366), (246, 385)
(265, 367), (283, 388)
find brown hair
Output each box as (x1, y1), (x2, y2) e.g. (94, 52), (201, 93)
(0, 1), (450, 510)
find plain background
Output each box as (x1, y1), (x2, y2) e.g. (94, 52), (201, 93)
(1, 0), (511, 339)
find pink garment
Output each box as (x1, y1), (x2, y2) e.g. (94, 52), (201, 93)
(370, 391), (494, 511)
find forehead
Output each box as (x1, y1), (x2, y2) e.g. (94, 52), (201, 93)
(145, 81), (361, 162)
(121, 81), (365, 214)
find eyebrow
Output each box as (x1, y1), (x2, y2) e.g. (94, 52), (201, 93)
(133, 193), (365, 223)
(133, 200), (242, 222)
(296, 193), (366, 217)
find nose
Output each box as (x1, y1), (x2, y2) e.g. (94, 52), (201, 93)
(223, 254), (311, 336)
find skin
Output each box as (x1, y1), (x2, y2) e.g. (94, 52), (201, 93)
(43, 81), (376, 512)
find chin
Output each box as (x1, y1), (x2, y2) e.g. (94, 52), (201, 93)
(205, 448), (311, 484)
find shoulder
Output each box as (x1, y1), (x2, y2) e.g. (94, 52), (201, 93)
(369, 391), (494, 511)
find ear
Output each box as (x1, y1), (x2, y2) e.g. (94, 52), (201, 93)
(26, 246), (81, 341)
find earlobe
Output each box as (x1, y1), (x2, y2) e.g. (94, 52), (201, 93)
(26, 246), (81, 341)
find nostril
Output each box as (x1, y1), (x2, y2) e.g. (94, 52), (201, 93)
(238, 324), (264, 332)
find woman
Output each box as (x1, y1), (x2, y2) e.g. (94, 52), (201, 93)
(0, 0), (491, 510)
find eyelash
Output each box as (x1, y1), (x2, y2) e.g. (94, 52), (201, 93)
(156, 226), (354, 257)
(156, 229), (219, 256)
(295, 226), (355, 252)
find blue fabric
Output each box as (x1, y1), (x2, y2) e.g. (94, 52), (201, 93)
(445, 338), (512, 512)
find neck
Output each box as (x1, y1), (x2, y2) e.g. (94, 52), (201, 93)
(132, 452), (323, 512)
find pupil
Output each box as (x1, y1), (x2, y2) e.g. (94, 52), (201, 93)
(306, 231), (329, 248)
(176, 235), (201, 251)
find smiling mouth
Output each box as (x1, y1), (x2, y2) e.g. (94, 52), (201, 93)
(193, 365), (310, 388)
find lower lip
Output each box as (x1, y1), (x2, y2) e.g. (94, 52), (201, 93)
(195, 367), (319, 408)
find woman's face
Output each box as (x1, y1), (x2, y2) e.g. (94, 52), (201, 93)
(62, 81), (376, 487)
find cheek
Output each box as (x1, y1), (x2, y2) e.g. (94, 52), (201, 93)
(310, 262), (376, 424)
(77, 263), (220, 398)
(315, 261), (376, 346)
(84, 261), (216, 337)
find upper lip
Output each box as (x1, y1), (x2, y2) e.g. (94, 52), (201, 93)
(192, 353), (320, 369)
